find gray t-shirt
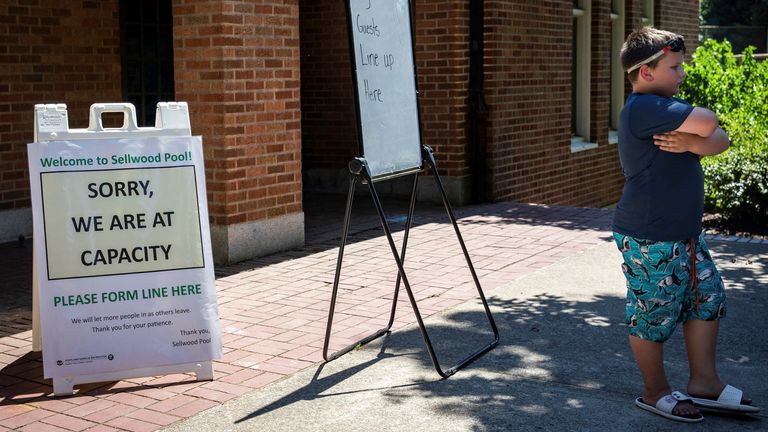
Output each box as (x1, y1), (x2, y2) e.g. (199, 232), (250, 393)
(612, 93), (703, 241)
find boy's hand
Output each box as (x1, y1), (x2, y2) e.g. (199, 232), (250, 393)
(654, 128), (730, 156)
(653, 131), (698, 153)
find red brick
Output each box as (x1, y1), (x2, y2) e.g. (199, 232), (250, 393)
(144, 394), (196, 413)
(81, 426), (121, 432)
(17, 423), (71, 432)
(63, 399), (116, 419)
(175, 0), (302, 226)
(217, 367), (264, 385)
(199, 380), (252, 396)
(165, 398), (218, 419)
(0, 0), (121, 212)
(103, 392), (155, 409)
(26, 398), (77, 413)
(0, 403), (34, 421)
(1, 408), (55, 429)
(82, 403), (137, 424)
(240, 371), (284, 389)
(125, 408), (181, 426)
(39, 413), (96, 431)
(183, 386), (235, 403)
(104, 416), (159, 432)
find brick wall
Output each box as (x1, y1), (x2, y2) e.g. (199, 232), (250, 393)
(299, 0), (698, 208)
(299, 1), (471, 178)
(656, 0), (700, 55)
(484, 0), (624, 207)
(174, 0), (302, 227)
(413, 1), (471, 178)
(624, 0), (644, 31)
(0, 0), (701, 242)
(0, 0), (121, 212)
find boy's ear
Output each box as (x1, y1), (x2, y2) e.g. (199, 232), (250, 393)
(638, 64), (654, 82)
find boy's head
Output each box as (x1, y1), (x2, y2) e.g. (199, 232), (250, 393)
(621, 27), (686, 87)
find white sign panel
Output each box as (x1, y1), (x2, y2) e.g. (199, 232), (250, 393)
(348, 0), (423, 179)
(28, 136), (222, 379)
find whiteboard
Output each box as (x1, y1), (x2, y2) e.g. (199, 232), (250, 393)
(347, 0), (423, 180)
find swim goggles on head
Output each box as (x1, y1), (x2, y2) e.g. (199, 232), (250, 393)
(626, 36), (685, 74)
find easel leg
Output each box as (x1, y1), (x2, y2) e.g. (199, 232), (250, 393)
(323, 168), (409, 361)
(423, 145), (499, 374)
(363, 172), (451, 377)
(323, 154), (499, 378)
(323, 173), (359, 361)
(323, 171), (420, 362)
(385, 172), (420, 328)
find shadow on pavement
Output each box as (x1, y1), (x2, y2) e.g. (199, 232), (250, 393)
(234, 337), (416, 423)
(221, 255), (765, 431)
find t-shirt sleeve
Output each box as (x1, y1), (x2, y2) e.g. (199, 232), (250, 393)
(629, 96), (694, 139)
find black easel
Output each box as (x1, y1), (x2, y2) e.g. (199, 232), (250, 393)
(322, 145), (499, 378)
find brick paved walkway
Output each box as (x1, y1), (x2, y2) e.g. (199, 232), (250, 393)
(1, 195), (614, 431)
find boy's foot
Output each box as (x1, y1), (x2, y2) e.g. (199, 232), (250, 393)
(635, 391), (704, 422)
(686, 384), (760, 413)
(687, 382), (752, 405)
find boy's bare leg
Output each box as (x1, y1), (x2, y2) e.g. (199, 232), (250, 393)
(683, 319), (752, 404)
(630, 335), (700, 416)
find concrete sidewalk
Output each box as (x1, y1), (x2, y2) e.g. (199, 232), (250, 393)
(163, 239), (767, 431)
(1, 197), (766, 431)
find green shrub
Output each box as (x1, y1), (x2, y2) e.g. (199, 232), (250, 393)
(701, 143), (768, 226)
(679, 39), (768, 227)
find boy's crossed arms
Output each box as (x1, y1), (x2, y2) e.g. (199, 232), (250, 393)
(654, 107), (729, 156)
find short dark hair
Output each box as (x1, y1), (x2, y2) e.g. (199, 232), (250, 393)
(621, 27), (685, 83)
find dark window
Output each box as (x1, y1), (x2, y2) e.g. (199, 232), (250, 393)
(120, 0), (175, 126)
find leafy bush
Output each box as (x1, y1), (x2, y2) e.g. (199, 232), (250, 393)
(700, 142), (768, 227)
(678, 39), (768, 228)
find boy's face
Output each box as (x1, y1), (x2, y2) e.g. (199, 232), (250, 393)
(647, 51), (686, 97)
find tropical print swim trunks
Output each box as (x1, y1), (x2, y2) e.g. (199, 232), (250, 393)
(613, 231), (726, 342)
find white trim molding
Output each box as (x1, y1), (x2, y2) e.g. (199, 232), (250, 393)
(570, 136), (599, 153)
(572, 1), (592, 142)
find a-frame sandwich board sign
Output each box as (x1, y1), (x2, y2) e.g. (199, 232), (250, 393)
(29, 102), (221, 395)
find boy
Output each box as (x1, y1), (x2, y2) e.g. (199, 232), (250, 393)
(613, 26), (759, 422)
